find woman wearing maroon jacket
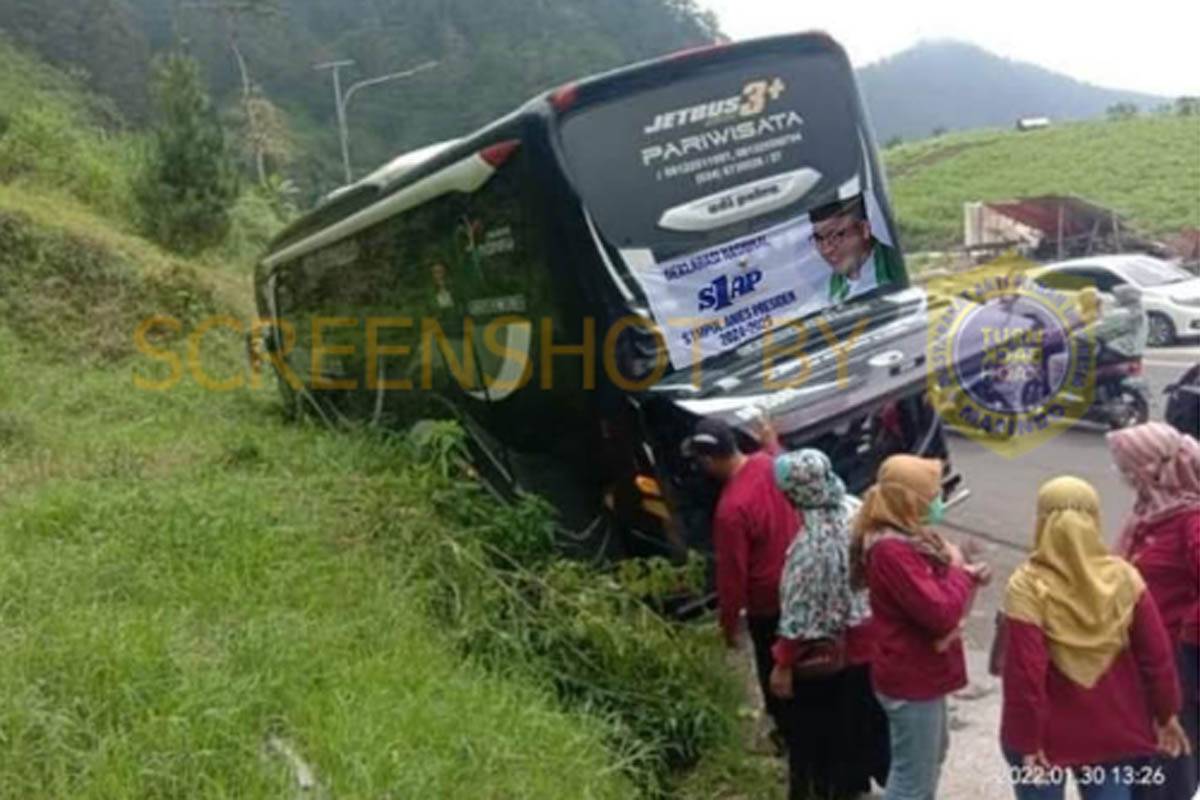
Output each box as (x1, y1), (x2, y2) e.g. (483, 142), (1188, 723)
(1000, 476), (1189, 800)
(851, 455), (990, 800)
(1108, 423), (1200, 798)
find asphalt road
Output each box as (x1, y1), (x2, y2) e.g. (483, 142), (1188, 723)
(946, 345), (1199, 546)
(941, 344), (1199, 639)
(934, 346), (1199, 799)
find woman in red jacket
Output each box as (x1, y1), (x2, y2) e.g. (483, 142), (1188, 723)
(1107, 423), (1200, 798)
(1001, 476), (1189, 800)
(851, 455), (989, 800)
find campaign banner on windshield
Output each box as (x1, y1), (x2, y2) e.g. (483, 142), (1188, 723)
(635, 191), (903, 369)
(639, 216), (816, 368)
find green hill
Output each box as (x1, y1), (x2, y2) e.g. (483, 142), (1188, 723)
(884, 115), (1200, 252)
(0, 0), (719, 197)
(0, 38), (769, 799)
(859, 41), (1166, 142)
(0, 66), (630, 800)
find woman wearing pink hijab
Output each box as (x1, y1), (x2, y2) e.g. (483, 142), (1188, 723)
(1107, 422), (1200, 798)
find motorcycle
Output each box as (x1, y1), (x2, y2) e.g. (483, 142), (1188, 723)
(1007, 344), (1149, 431)
(1080, 288), (1152, 430)
(1045, 287), (1151, 431)
(1086, 349), (1152, 430)
(928, 286), (1152, 437)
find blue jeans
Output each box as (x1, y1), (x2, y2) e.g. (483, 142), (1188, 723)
(1002, 751), (1131, 800)
(876, 693), (948, 800)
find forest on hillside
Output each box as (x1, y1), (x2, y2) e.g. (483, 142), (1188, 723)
(0, 0), (718, 194)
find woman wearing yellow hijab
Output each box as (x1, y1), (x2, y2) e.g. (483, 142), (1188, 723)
(1000, 476), (1190, 800)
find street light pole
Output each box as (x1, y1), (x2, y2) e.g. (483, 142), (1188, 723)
(314, 60), (355, 184)
(315, 60), (439, 184)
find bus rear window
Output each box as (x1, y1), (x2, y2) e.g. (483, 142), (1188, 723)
(558, 49), (863, 257)
(559, 48), (905, 370)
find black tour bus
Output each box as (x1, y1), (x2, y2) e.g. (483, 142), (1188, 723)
(255, 32), (964, 560)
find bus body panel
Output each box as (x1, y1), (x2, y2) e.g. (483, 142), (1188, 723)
(255, 32), (962, 565)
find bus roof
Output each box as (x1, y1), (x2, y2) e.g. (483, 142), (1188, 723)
(340, 138), (462, 197)
(264, 31), (849, 266)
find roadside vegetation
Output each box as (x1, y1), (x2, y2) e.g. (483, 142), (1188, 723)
(0, 37), (778, 799)
(884, 114), (1200, 251)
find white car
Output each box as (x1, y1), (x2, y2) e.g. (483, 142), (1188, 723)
(1029, 255), (1200, 346)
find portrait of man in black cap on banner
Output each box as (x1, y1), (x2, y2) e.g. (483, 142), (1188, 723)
(809, 195), (901, 304)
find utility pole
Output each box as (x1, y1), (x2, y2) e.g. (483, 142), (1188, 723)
(315, 60), (439, 184)
(314, 60), (356, 184)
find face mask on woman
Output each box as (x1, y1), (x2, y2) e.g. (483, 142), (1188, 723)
(925, 495), (947, 525)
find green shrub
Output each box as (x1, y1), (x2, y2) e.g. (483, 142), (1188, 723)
(393, 426), (742, 793)
(0, 104), (141, 224)
(211, 188), (288, 271)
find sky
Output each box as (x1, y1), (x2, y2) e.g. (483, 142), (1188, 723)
(698, 0), (1200, 97)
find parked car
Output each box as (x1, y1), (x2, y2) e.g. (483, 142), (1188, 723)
(1029, 255), (1200, 346)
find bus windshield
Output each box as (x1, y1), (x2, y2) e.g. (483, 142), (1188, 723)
(558, 46), (906, 370)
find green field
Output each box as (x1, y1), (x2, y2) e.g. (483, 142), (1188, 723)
(0, 40), (780, 799)
(0, 189), (776, 800)
(0, 189), (633, 799)
(884, 115), (1200, 252)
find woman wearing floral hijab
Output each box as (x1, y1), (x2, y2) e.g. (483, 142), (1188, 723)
(1107, 423), (1200, 797)
(851, 454), (990, 800)
(1001, 476), (1188, 800)
(769, 449), (890, 799)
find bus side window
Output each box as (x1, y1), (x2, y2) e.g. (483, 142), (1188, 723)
(458, 149), (541, 408)
(370, 192), (469, 421)
(462, 146), (602, 524)
(461, 145), (595, 460)
(274, 239), (374, 421)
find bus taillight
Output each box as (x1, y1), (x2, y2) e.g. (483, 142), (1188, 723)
(549, 83), (579, 113)
(480, 140), (520, 168)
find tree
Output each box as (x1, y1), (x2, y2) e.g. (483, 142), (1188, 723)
(138, 51), (239, 254)
(234, 85), (294, 181)
(1106, 102), (1139, 120)
(183, 0), (282, 185)
(1176, 96), (1200, 117)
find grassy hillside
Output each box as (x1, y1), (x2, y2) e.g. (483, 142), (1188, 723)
(0, 40), (774, 799)
(884, 115), (1200, 252)
(0, 189), (644, 798)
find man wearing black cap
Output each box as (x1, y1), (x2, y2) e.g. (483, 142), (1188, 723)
(684, 417), (799, 738)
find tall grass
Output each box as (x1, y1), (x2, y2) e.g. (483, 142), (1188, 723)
(0, 323), (640, 799)
(0, 184), (772, 797)
(0, 36), (778, 798)
(0, 95), (144, 226)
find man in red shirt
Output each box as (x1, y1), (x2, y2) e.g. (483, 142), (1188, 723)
(683, 417), (799, 739)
